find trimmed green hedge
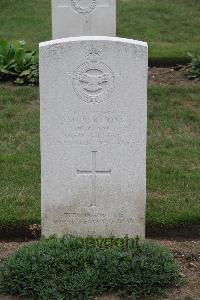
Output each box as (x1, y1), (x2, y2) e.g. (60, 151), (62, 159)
(0, 237), (180, 299)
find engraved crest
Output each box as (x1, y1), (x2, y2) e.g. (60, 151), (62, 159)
(71, 0), (97, 13)
(69, 49), (115, 104)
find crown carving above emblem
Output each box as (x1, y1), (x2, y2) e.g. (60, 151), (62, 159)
(86, 48), (102, 63)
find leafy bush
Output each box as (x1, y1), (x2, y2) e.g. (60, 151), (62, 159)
(0, 237), (180, 300)
(0, 40), (38, 85)
(186, 53), (200, 80)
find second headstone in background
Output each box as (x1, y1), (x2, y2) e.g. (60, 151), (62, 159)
(52, 0), (116, 39)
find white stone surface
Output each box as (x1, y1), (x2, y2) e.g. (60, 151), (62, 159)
(52, 0), (116, 39)
(40, 36), (148, 238)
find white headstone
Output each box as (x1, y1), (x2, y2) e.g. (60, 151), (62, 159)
(52, 0), (116, 39)
(40, 36), (148, 238)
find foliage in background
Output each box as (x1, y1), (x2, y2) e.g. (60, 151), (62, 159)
(186, 53), (200, 81)
(0, 237), (180, 299)
(0, 40), (38, 85)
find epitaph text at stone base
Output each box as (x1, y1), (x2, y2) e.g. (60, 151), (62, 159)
(40, 36), (148, 238)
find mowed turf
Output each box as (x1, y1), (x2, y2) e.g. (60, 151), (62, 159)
(0, 84), (40, 233)
(0, 0), (200, 64)
(0, 83), (199, 235)
(147, 85), (200, 233)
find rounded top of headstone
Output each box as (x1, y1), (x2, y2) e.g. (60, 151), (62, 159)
(39, 36), (148, 49)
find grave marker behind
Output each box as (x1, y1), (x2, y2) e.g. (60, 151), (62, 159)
(52, 0), (116, 39)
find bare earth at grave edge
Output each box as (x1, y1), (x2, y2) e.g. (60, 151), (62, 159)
(0, 239), (199, 300)
(148, 67), (200, 86)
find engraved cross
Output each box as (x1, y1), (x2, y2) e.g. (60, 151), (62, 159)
(77, 151), (111, 206)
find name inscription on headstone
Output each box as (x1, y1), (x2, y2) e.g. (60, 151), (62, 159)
(60, 110), (135, 146)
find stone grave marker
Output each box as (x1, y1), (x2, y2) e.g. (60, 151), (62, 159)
(52, 0), (116, 39)
(40, 36), (148, 238)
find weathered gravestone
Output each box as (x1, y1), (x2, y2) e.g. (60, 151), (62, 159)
(52, 0), (116, 39)
(40, 36), (148, 238)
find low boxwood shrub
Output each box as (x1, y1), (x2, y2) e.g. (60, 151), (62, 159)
(186, 53), (200, 80)
(0, 237), (180, 299)
(0, 40), (38, 85)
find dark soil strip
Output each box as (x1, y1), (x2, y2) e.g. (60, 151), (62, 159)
(149, 57), (190, 68)
(146, 224), (200, 239)
(1, 223), (200, 240)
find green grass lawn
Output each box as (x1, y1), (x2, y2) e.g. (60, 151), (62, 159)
(147, 85), (200, 234)
(0, 83), (199, 236)
(0, 0), (199, 64)
(0, 84), (40, 234)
